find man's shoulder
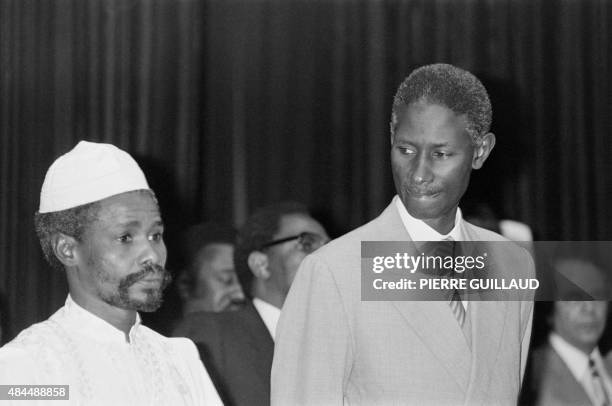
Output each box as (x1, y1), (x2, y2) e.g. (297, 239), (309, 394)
(531, 342), (578, 379)
(312, 205), (402, 261)
(172, 308), (253, 343)
(604, 349), (612, 372)
(530, 342), (555, 370)
(463, 220), (535, 276)
(463, 220), (510, 242)
(173, 311), (221, 333)
(0, 319), (69, 383)
(141, 324), (201, 358)
(1, 318), (65, 355)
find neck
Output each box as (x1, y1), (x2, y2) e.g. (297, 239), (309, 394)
(69, 290), (137, 342)
(252, 283), (284, 310)
(556, 332), (597, 356)
(575, 342), (597, 356)
(423, 215), (456, 235)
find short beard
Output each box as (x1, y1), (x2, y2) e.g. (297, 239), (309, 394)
(102, 263), (173, 312)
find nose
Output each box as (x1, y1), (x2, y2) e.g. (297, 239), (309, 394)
(411, 152), (433, 184)
(231, 286), (246, 301)
(140, 239), (166, 266)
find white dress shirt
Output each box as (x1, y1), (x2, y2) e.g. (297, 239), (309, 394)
(394, 195), (468, 310)
(252, 297), (281, 341)
(0, 295), (222, 405)
(394, 195), (465, 243)
(550, 332), (612, 405)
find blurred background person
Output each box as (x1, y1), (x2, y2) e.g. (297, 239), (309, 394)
(176, 222), (245, 315)
(523, 257), (612, 406)
(174, 202), (329, 406)
(462, 200), (534, 253)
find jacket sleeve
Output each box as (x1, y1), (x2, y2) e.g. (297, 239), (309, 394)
(519, 250), (536, 384)
(271, 254), (353, 406)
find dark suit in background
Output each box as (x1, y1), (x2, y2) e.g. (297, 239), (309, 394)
(173, 301), (273, 406)
(522, 344), (612, 406)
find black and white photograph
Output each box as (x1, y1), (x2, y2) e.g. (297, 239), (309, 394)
(1, 0), (611, 404)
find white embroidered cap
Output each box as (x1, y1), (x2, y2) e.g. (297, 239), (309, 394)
(38, 140), (150, 213)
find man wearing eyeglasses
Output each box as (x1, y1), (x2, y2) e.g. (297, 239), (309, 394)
(173, 202), (328, 406)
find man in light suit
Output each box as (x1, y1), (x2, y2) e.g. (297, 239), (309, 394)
(525, 258), (612, 406)
(271, 63), (535, 405)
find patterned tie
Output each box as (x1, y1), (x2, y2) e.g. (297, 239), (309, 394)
(440, 237), (466, 327)
(589, 357), (611, 406)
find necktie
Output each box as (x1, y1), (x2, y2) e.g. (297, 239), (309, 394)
(439, 237), (466, 327)
(589, 357), (611, 406)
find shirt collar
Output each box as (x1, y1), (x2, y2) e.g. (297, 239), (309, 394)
(58, 295), (142, 343)
(394, 195), (464, 241)
(252, 297), (281, 341)
(549, 332), (601, 382)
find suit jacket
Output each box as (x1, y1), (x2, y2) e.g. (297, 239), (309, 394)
(173, 302), (274, 406)
(524, 343), (612, 406)
(271, 201), (535, 406)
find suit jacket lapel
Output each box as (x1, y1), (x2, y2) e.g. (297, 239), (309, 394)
(391, 300), (472, 390)
(236, 302), (275, 386)
(461, 224), (511, 403)
(374, 201), (472, 390)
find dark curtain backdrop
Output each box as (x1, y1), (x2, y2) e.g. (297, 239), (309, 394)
(1, 0), (611, 342)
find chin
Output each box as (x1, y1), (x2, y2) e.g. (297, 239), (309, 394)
(404, 203), (444, 221)
(122, 288), (165, 312)
(131, 297), (164, 312)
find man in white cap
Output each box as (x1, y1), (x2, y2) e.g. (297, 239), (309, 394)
(0, 141), (222, 405)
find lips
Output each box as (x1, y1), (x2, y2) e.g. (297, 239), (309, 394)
(139, 276), (163, 283)
(407, 188), (439, 198)
(119, 263), (172, 290)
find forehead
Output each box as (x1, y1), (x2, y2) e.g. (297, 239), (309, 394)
(394, 102), (470, 143)
(555, 300), (608, 316)
(275, 213), (326, 238)
(197, 243), (234, 268)
(91, 190), (161, 229)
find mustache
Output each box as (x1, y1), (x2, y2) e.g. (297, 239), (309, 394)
(119, 263), (173, 290)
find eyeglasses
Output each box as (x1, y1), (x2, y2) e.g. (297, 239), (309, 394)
(260, 232), (327, 254)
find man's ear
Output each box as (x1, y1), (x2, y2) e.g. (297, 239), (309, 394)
(472, 132), (496, 170)
(247, 251), (270, 280)
(51, 233), (80, 268)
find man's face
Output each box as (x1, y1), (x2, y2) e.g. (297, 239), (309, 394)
(191, 243), (245, 312)
(553, 260), (609, 353)
(266, 213), (329, 296)
(73, 190), (171, 312)
(553, 301), (608, 353)
(391, 102), (482, 233)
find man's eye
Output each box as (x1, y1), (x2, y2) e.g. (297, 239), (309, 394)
(118, 234), (132, 243)
(398, 147), (415, 155)
(218, 275), (233, 285)
(149, 232), (163, 242)
(433, 151), (451, 158)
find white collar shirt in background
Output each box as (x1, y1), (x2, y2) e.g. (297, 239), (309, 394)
(550, 332), (612, 405)
(253, 297), (281, 341)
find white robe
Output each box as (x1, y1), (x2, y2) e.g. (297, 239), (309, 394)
(0, 296), (223, 405)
